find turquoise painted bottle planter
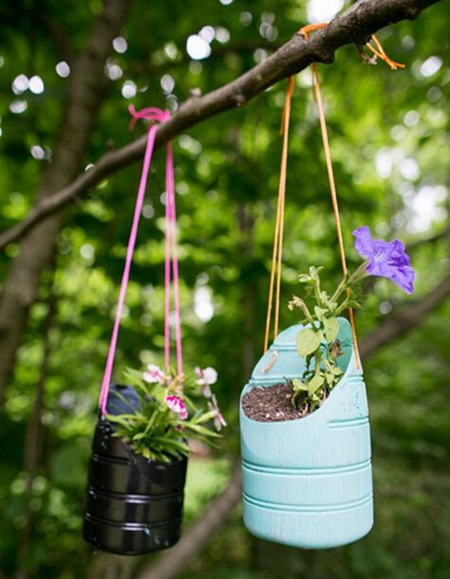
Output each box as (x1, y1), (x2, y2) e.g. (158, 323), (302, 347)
(239, 317), (373, 549)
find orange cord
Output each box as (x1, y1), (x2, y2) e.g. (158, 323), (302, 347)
(310, 63), (347, 276)
(299, 23), (328, 37)
(310, 62), (361, 369)
(299, 22), (405, 367)
(263, 351), (279, 373)
(366, 35), (405, 70)
(299, 23), (405, 70)
(263, 24), (402, 359)
(300, 23), (369, 368)
(264, 76), (295, 353)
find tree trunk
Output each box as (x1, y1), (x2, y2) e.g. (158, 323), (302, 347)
(15, 279), (56, 579)
(135, 462), (243, 579)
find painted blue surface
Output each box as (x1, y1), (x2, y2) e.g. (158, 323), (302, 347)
(239, 318), (373, 549)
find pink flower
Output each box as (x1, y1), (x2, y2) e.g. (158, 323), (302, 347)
(143, 364), (165, 384)
(165, 395), (188, 420)
(195, 366), (218, 398)
(208, 394), (227, 431)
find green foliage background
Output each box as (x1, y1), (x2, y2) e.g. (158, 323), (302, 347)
(0, 0), (449, 577)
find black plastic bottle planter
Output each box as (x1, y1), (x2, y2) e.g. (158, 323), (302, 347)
(83, 384), (188, 555)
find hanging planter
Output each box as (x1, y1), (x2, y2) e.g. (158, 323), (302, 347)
(239, 224), (414, 549)
(239, 52), (415, 548)
(83, 368), (224, 555)
(240, 317), (373, 549)
(83, 385), (188, 555)
(82, 107), (226, 555)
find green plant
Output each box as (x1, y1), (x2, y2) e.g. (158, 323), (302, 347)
(288, 226), (415, 414)
(107, 365), (226, 462)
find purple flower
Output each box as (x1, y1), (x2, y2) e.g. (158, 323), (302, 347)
(165, 395), (188, 420)
(352, 226), (415, 294)
(195, 366), (218, 398)
(143, 364), (166, 384)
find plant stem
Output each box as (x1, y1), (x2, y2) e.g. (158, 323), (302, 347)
(348, 261), (369, 285)
(330, 275), (348, 305)
(315, 349), (322, 377)
(313, 273), (323, 307)
(330, 261), (369, 307)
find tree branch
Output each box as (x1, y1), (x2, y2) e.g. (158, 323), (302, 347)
(135, 461), (243, 579)
(359, 270), (450, 359)
(0, 0), (442, 251)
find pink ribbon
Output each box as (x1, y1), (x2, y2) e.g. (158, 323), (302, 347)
(99, 105), (182, 414)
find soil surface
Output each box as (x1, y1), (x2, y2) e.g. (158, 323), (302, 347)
(242, 383), (307, 423)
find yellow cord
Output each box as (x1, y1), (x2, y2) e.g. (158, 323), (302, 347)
(264, 76), (294, 352)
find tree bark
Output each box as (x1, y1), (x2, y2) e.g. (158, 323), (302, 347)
(0, 0), (131, 404)
(359, 271), (450, 360)
(15, 277), (56, 579)
(0, 0), (443, 251)
(135, 462), (243, 579)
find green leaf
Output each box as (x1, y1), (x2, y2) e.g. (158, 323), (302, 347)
(325, 372), (335, 386)
(184, 423), (221, 437)
(192, 409), (218, 424)
(346, 299), (363, 310)
(131, 432), (147, 441)
(151, 437), (190, 453)
(298, 273), (311, 284)
(107, 412), (143, 426)
(292, 378), (308, 392)
(323, 317), (339, 342)
(296, 328), (322, 357)
(308, 373), (325, 396)
(314, 306), (327, 322)
(291, 389), (306, 408)
(143, 411), (159, 435)
(309, 265), (323, 279)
